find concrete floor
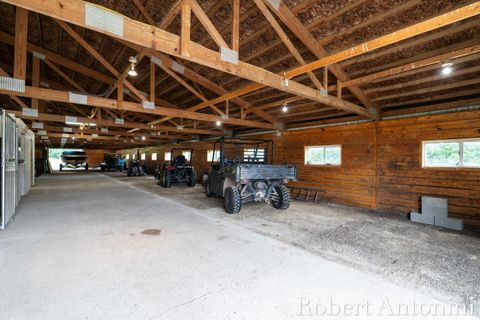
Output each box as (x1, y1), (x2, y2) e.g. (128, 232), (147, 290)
(0, 173), (478, 319)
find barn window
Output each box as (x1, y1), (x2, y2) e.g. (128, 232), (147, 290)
(125, 154), (130, 160)
(243, 148), (265, 163)
(141, 153), (146, 160)
(305, 145), (341, 165)
(207, 150), (220, 162)
(151, 152), (157, 161)
(164, 152), (171, 161)
(182, 151), (192, 161)
(423, 139), (480, 168)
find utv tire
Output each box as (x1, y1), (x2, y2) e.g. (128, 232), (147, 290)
(204, 178), (213, 197)
(272, 185), (291, 210)
(163, 171), (172, 188)
(224, 186), (241, 214)
(188, 169), (197, 187)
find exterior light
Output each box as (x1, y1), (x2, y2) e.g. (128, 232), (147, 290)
(128, 56), (138, 77)
(216, 120), (222, 127)
(441, 61), (453, 75)
(282, 103), (288, 113)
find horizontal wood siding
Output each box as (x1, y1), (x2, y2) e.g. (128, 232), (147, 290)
(116, 111), (480, 228)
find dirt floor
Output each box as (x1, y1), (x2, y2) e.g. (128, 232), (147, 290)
(105, 172), (480, 315)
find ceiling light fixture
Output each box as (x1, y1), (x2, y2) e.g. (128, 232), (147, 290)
(282, 72), (289, 88)
(441, 61), (453, 76)
(282, 103), (288, 113)
(128, 56), (138, 77)
(216, 120), (222, 127)
(141, 136), (146, 140)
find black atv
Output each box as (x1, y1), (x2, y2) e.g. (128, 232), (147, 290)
(127, 159), (146, 176)
(203, 138), (297, 214)
(157, 148), (197, 188)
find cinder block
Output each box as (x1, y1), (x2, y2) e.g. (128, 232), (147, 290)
(422, 196), (448, 218)
(410, 211), (434, 225)
(435, 217), (464, 231)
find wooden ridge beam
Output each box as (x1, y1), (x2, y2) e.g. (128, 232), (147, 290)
(0, 86), (275, 129)
(2, 0), (371, 119)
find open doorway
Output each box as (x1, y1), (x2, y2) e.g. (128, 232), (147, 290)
(48, 148), (88, 172)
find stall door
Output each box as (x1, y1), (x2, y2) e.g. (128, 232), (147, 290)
(1, 112), (17, 229)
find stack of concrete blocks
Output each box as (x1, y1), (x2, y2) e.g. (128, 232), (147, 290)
(410, 196), (463, 231)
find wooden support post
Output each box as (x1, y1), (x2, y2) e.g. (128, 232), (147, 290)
(323, 67), (328, 89)
(180, 0), (191, 57)
(337, 80), (342, 99)
(240, 107), (244, 119)
(32, 55), (40, 109)
(150, 61), (155, 102)
(14, 7), (28, 80)
(231, 0), (240, 52)
(96, 108), (102, 120)
(226, 100), (229, 117)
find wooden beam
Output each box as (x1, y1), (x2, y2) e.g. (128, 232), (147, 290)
(3, 0), (371, 118)
(131, 0), (155, 25)
(231, 0), (240, 52)
(56, 20), (148, 102)
(253, 0), (324, 91)
(31, 55), (40, 109)
(9, 110), (222, 135)
(149, 61), (155, 102)
(287, 2), (480, 77)
(13, 7), (28, 80)
(191, 0), (228, 48)
(329, 44), (480, 90)
(263, 0), (375, 111)
(0, 86), (276, 129)
(180, 0), (191, 57)
(159, 0), (182, 29)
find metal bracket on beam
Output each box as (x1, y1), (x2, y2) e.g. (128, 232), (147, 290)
(267, 0), (280, 10)
(85, 3), (124, 37)
(0, 77), (25, 92)
(22, 107), (38, 118)
(220, 47), (239, 65)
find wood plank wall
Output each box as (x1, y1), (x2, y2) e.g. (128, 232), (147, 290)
(116, 110), (480, 228)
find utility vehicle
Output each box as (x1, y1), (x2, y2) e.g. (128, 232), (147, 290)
(100, 153), (126, 171)
(157, 148), (196, 188)
(203, 138), (296, 214)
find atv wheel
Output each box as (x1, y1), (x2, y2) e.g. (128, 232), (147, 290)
(204, 178), (213, 197)
(188, 169), (197, 187)
(224, 186), (241, 214)
(271, 185), (291, 210)
(163, 170), (172, 188)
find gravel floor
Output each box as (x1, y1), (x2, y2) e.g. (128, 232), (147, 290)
(106, 172), (480, 315)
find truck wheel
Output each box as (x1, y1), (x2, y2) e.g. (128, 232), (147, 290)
(163, 171), (172, 188)
(59, 164), (63, 172)
(204, 178), (213, 197)
(188, 169), (197, 187)
(85, 164), (89, 171)
(224, 186), (241, 214)
(272, 185), (291, 210)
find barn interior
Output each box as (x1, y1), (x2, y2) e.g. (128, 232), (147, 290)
(0, 0), (479, 318)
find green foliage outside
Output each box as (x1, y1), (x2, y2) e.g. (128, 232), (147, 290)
(425, 142), (480, 167)
(307, 147), (340, 165)
(464, 142), (480, 166)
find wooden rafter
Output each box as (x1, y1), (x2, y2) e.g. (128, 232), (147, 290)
(2, 0), (371, 119)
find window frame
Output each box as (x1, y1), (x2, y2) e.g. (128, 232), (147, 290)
(140, 153), (146, 160)
(151, 152), (157, 161)
(304, 144), (342, 166)
(422, 138), (480, 169)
